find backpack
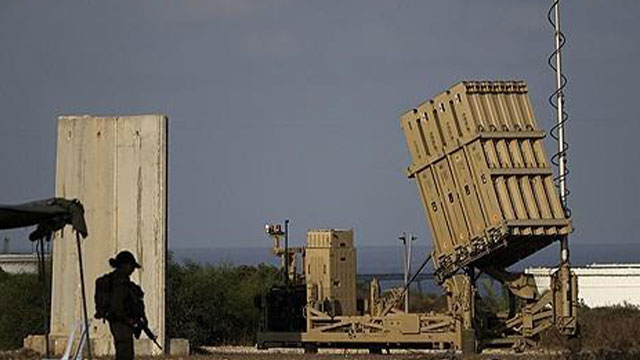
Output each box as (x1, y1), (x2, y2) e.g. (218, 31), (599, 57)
(94, 273), (114, 320)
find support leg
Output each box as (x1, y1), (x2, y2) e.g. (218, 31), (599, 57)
(76, 231), (92, 359)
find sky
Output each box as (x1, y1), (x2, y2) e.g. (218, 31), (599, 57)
(1, 1), (639, 255)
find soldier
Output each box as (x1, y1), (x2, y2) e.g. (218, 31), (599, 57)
(95, 250), (144, 360)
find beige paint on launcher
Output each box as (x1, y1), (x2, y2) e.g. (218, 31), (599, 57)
(50, 115), (167, 356)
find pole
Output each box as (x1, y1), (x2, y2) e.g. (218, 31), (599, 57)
(404, 238), (409, 313)
(39, 235), (50, 358)
(407, 233), (415, 312)
(553, 0), (569, 265)
(284, 219), (289, 284)
(398, 233), (409, 312)
(75, 231), (92, 359)
(552, 0), (572, 320)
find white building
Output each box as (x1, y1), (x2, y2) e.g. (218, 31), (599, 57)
(526, 264), (640, 308)
(0, 253), (49, 274)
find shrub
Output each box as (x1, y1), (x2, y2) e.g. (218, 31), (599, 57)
(0, 269), (48, 350)
(541, 304), (640, 352)
(166, 257), (280, 347)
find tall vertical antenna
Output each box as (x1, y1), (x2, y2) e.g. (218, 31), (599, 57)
(548, 0), (570, 264)
(549, 0), (577, 329)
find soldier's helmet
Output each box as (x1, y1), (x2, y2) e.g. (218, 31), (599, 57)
(109, 250), (142, 269)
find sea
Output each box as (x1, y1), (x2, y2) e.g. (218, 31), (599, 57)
(172, 242), (640, 272)
(172, 242), (640, 293)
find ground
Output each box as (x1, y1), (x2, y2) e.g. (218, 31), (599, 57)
(3, 346), (633, 360)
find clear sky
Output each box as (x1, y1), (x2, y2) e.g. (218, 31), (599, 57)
(1, 1), (638, 252)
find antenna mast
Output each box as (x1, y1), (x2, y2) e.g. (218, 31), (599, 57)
(550, 0), (570, 265)
(554, 1), (569, 265)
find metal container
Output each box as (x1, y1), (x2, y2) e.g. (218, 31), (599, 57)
(400, 81), (570, 281)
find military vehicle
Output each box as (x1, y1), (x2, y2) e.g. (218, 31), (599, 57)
(256, 81), (577, 353)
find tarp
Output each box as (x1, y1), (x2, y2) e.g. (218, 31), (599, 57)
(0, 198), (88, 240)
(0, 197), (91, 358)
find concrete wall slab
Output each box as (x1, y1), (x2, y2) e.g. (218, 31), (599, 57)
(50, 114), (167, 356)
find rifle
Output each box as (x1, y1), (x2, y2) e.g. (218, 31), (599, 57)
(128, 283), (163, 350)
(132, 316), (163, 350)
